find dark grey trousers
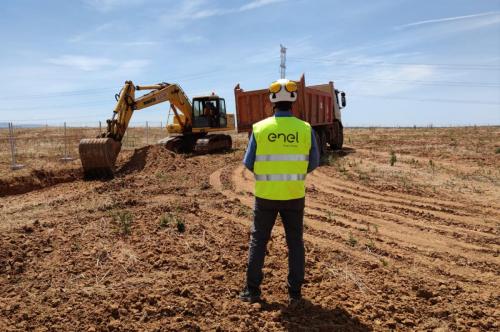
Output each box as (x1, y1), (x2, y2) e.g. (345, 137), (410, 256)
(246, 197), (305, 296)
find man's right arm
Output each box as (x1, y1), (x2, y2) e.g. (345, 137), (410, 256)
(243, 132), (257, 172)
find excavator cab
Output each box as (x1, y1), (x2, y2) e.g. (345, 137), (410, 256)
(192, 96), (228, 129)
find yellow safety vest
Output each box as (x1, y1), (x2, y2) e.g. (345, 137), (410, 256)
(253, 116), (311, 200)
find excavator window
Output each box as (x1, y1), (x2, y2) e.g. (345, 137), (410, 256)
(191, 98), (227, 129)
(218, 99), (227, 128)
(192, 100), (209, 128)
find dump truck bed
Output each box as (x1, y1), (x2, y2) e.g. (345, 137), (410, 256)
(234, 74), (341, 133)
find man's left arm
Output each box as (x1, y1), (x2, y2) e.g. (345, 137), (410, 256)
(307, 129), (320, 173)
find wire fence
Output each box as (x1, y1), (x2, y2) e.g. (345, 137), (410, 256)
(0, 121), (168, 172)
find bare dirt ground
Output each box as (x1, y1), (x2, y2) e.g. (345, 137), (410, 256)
(1, 127), (499, 331)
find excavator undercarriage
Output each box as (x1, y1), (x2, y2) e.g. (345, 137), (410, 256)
(159, 133), (232, 154)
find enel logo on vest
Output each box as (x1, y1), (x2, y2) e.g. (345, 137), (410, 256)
(267, 132), (299, 143)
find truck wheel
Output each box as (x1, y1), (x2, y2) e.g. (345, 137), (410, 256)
(315, 130), (326, 156)
(320, 130), (327, 155)
(337, 124), (344, 149)
(330, 121), (343, 150)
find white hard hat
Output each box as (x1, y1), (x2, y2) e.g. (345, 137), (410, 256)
(269, 79), (298, 103)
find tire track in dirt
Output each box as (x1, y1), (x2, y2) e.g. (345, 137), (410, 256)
(316, 169), (474, 212)
(233, 163), (498, 255)
(312, 170), (499, 230)
(308, 182), (499, 250)
(351, 148), (500, 210)
(304, 200), (500, 279)
(309, 191), (498, 249)
(211, 166), (500, 285)
(315, 169), (500, 219)
(233, 165), (498, 250)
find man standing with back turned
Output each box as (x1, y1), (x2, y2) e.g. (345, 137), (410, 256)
(240, 78), (320, 305)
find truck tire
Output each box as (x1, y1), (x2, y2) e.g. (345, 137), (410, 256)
(330, 121), (343, 150)
(315, 130), (326, 156)
(320, 129), (327, 155)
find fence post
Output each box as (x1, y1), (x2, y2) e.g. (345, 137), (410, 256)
(99, 121), (102, 135)
(146, 121), (149, 145)
(8, 122), (24, 170)
(60, 122), (73, 162)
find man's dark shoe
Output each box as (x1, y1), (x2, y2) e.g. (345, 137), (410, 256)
(288, 293), (302, 306)
(239, 287), (261, 303)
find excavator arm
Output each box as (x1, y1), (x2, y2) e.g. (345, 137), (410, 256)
(134, 83), (193, 132)
(104, 81), (193, 142)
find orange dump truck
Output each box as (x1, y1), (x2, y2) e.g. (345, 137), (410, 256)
(234, 74), (346, 153)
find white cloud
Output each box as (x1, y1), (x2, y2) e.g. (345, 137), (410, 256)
(83, 0), (146, 12)
(346, 64), (436, 96)
(178, 34), (207, 44)
(117, 59), (150, 72)
(46, 55), (150, 73)
(69, 22), (159, 47)
(47, 55), (113, 71)
(397, 11), (500, 30)
(69, 22), (114, 43)
(240, 0), (285, 11)
(160, 0), (286, 28)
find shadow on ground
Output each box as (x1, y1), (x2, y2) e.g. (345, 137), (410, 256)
(261, 299), (371, 331)
(320, 147), (356, 166)
(117, 146), (149, 174)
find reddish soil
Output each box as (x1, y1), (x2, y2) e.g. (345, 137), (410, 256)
(0, 128), (499, 331)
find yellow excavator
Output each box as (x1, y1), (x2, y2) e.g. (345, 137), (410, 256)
(79, 81), (234, 177)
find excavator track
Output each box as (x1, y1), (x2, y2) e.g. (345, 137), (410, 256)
(194, 134), (232, 153)
(79, 138), (122, 178)
(159, 134), (232, 154)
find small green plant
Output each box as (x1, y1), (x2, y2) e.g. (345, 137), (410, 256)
(322, 153), (338, 166)
(155, 172), (168, 181)
(347, 232), (357, 247)
(366, 240), (376, 250)
(176, 218), (185, 233)
(380, 258), (388, 267)
(159, 213), (174, 228)
(326, 211), (334, 222)
(237, 207), (251, 217)
(373, 224), (379, 234)
(389, 151), (397, 166)
(495, 147), (500, 154)
(114, 211), (133, 235)
(429, 159), (436, 174)
(357, 170), (370, 182)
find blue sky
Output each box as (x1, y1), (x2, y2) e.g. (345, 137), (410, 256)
(0, 0), (499, 126)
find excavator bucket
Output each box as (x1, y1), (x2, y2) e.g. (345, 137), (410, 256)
(79, 138), (122, 178)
